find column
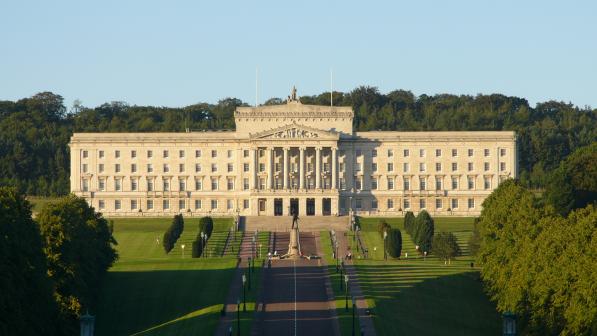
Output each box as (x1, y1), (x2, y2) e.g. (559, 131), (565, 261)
(315, 147), (321, 189)
(266, 147), (273, 189)
(251, 147), (258, 189)
(283, 147), (289, 189)
(331, 147), (337, 189)
(299, 147), (305, 189)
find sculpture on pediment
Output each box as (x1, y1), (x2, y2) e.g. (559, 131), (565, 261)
(287, 86), (300, 103)
(271, 127), (319, 139)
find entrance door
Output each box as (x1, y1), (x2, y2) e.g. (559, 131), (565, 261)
(306, 198), (315, 216)
(258, 199), (266, 216)
(274, 198), (283, 216)
(290, 198), (299, 216)
(322, 198), (331, 216)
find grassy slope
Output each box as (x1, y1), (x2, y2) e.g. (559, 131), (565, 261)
(352, 217), (500, 336)
(95, 217), (243, 336)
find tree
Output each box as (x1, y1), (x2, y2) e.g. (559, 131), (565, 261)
(163, 214), (184, 253)
(404, 211), (415, 237)
(432, 232), (461, 264)
(37, 195), (117, 333)
(468, 218), (481, 257)
(0, 187), (60, 335)
(414, 210), (434, 253)
(377, 219), (390, 237)
(198, 216), (214, 238)
(385, 229), (402, 258)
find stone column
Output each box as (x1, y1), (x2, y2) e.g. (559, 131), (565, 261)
(331, 147), (337, 189)
(315, 147), (322, 189)
(299, 147), (305, 189)
(283, 147), (289, 189)
(251, 147), (258, 189)
(267, 147), (273, 190)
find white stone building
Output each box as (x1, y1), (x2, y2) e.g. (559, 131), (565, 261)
(70, 91), (517, 217)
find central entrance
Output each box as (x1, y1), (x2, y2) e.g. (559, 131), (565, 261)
(322, 198), (331, 216)
(274, 198), (283, 216)
(306, 198), (315, 216)
(290, 198), (299, 216)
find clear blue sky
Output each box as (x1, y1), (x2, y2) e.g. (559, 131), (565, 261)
(1, 0), (595, 109)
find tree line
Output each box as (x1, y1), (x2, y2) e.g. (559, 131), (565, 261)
(0, 89), (595, 195)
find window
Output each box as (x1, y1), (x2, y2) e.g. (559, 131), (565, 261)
(177, 164), (183, 173)
(259, 178), (266, 190)
(451, 149), (458, 157)
(195, 150), (201, 158)
(226, 163), (233, 173)
(452, 177), (458, 189)
(163, 179), (170, 191)
(147, 199), (153, 210)
(354, 163), (361, 172)
(243, 149), (249, 158)
(435, 178), (442, 190)
(99, 200), (105, 210)
(211, 199), (218, 210)
(99, 164), (104, 173)
(451, 162), (458, 172)
(227, 150), (233, 158)
(420, 178), (426, 190)
(163, 150), (169, 158)
(484, 148), (490, 157)
(99, 150), (104, 158)
(82, 164), (88, 173)
(227, 199), (233, 210)
(259, 149), (264, 157)
(82, 150), (88, 158)
(387, 178), (394, 190)
(468, 162), (474, 171)
(259, 163), (265, 172)
(404, 198), (411, 209)
(435, 198), (442, 209)
(355, 198), (362, 210)
(387, 149), (393, 157)
(419, 163), (426, 172)
(147, 150), (153, 158)
(354, 176), (362, 190)
(468, 198), (475, 209)
(115, 200), (121, 210)
(179, 179), (186, 191)
(484, 162), (490, 171)
(195, 163), (201, 172)
(403, 179), (410, 190)
(468, 176), (475, 190)
(500, 162), (506, 171)
(371, 177), (377, 190)
(179, 150), (185, 158)
(356, 149), (362, 157)
(484, 177), (491, 190)
(451, 198), (459, 209)
(82, 179), (89, 191)
(115, 150), (120, 158)
(243, 163), (249, 172)
(403, 163), (409, 172)
(131, 200), (137, 210)
(372, 163), (377, 172)
(115, 179), (121, 191)
(195, 179), (202, 190)
(179, 199), (186, 210)
(419, 149), (425, 157)
(339, 178), (346, 190)
(420, 199), (426, 209)
(163, 164), (170, 173)
(147, 179), (154, 191)
(211, 178), (219, 191)
(147, 164), (153, 173)
(211, 150), (217, 158)
(211, 164), (217, 173)
(163, 199), (170, 210)
(387, 163), (394, 172)
(227, 178), (234, 190)
(435, 162), (442, 172)
(403, 149), (410, 157)
(243, 178), (249, 190)
(131, 150), (137, 158)
(468, 149), (474, 157)
(339, 162), (345, 172)
(500, 148), (506, 156)
(387, 199), (394, 209)
(115, 164), (121, 173)
(243, 199), (249, 209)
(435, 149), (442, 157)
(371, 199), (378, 210)
(323, 163), (330, 173)
(99, 178), (105, 191)
(195, 199), (202, 209)
(131, 179), (138, 191)
(129, 163), (136, 173)
(372, 149), (377, 157)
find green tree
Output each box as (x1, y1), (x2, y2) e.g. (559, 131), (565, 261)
(432, 232), (461, 264)
(0, 187), (60, 335)
(385, 228), (402, 258)
(404, 211), (415, 237)
(414, 210), (434, 253)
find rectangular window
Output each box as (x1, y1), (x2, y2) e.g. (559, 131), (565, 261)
(98, 164), (104, 173)
(484, 162), (490, 171)
(451, 198), (459, 209)
(387, 149), (393, 157)
(452, 177), (458, 190)
(211, 150), (217, 158)
(356, 149), (362, 157)
(339, 162), (345, 172)
(147, 199), (153, 210)
(163, 150), (169, 158)
(404, 179), (410, 190)
(259, 178), (266, 190)
(403, 163), (409, 173)
(99, 150), (104, 158)
(468, 149), (474, 157)
(163, 200), (170, 210)
(435, 178), (442, 190)
(195, 179), (202, 190)
(115, 200), (121, 210)
(371, 199), (378, 210)
(179, 199), (185, 210)
(82, 150), (88, 158)
(131, 179), (138, 191)
(163, 164), (169, 173)
(371, 177), (377, 190)
(354, 163), (361, 172)
(452, 162), (458, 172)
(371, 163), (377, 172)
(420, 199), (426, 209)
(484, 177), (491, 189)
(355, 177), (362, 190)
(211, 164), (217, 172)
(243, 163), (249, 172)
(435, 198), (442, 209)
(452, 149), (458, 157)
(468, 198), (475, 209)
(147, 150), (153, 158)
(99, 200), (105, 210)
(115, 179), (121, 191)
(131, 200), (137, 210)
(387, 178), (394, 190)
(179, 180), (186, 191)
(227, 179), (234, 191)
(131, 164), (137, 173)
(372, 149), (377, 157)
(82, 164), (88, 173)
(435, 162), (442, 172)
(419, 163), (426, 172)
(468, 162), (474, 171)
(403, 149), (410, 157)
(147, 179), (154, 191)
(131, 150), (137, 158)
(179, 150), (185, 158)
(163, 179), (170, 191)
(195, 199), (202, 209)
(500, 162), (506, 171)
(435, 149), (442, 157)
(147, 164), (153, 173)
(404, 198), (411, 209)
(468, 176), (475, 190)
(99, 179), (105, 191)
(211, 178), (218, 191)
(387, 199), (394, 209)
(243, 178), (249, 190)
(355, 198), (362, 209)
(115, 150), (120, 158)
(419, 149), (425, 157)
(115, 164), (121, 173)
(387, 163), (393, 172)
(227, 163), (233, 173)
(420, 178), (426, 190)
(211, 199), (218, 210)
(225, 199), (232, 210)
(484, 148), (490, 157)
(82, 179), (89, 191)
(195, 163), (201, 173)
(227, 150), (232, 158)
(259, 163), (265, 172)
(195, 150), (201, 158)
(500, 148), (506, 156)
(243, 149), (249, 157)
(243, 199), (249, 209)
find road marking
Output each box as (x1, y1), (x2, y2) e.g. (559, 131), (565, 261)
(294, 259), (297, 336)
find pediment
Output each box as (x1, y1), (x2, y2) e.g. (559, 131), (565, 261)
(250, 122), (339, 140)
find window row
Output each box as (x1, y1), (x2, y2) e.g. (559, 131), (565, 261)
(98, 198), (250, 211)
(354, 148), (508, 158)
(354, 161), (507, 173)
(343, 175), (499, 191)
(85, 149), (247, 160)
(346, 198), (476, 210)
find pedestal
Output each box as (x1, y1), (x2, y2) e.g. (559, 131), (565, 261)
(284, 228), (301, 259)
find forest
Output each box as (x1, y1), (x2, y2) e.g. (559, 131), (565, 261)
(0, 88), (595, 196)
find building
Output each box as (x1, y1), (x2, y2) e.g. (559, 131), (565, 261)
(69, 88), (517, 217)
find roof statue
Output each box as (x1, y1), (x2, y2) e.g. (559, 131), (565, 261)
(287, 86), (300, 103)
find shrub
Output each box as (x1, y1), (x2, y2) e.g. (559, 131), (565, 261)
(386, 228), (403, 258)
(415, 210), (434, 253)
(192, 239), (204, 258)
(163, 214), (185, 253)
(433, 232), (461, 263)
(198, 216), (214, 238)
(404, 211), (415, 236)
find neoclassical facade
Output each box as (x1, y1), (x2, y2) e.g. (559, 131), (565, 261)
(70, 91), (517, 217)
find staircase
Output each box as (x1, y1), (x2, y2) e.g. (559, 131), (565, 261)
(245, 216), (349, 232)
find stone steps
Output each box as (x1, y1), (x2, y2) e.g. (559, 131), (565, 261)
(245, 215), (349, 232)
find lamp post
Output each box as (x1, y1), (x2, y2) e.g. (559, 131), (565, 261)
(383, 231), (388, 261)
(355, 226), (359, 252)
(352, 297), (356, 336)
(236, 299), (240, 336)
(344, 274), (349, 311)
(340, 261), (344, 290)
(335, 242), (339, 272)
(242, 274), (247, 312)
(247, 258), (252, 291)
(181, 244), (185, 259)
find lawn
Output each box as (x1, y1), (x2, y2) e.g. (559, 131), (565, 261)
(94, 216), (249, 336)
(345, 217), (501, 336)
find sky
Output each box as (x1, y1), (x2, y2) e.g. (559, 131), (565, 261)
(1, 0), (596, 109)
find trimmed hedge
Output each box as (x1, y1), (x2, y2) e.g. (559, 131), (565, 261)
(386, 228), (403, 258)
(414, 210), (434, 253)
(163, 214), (185, 253)
(198, 216), (214, 238)
(404, 211), (416, 237)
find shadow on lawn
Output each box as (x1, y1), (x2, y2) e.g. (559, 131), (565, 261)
(94, 268), (236, 336)
(356, 265), (501, 336)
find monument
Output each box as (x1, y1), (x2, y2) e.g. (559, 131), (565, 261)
(282, 210), (302, 259)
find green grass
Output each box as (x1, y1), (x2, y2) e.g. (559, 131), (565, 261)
(94, 217), (257, 336)
(345, 217), (500, 336)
